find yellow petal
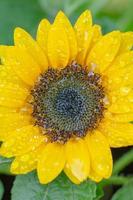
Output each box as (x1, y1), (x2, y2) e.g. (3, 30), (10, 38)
(104, 111), (133, 123)
(108, 51), (133, 72)
(105, 52), (133, 90)
(74, 10), (92, 65)
(86, 31), (121, 73)
(0, 125), (44, 157)
(85, 131), (112, 178)
(37, 143), (65, 184)
(108, 92), (133, 113)
(14, 27), (48, 71)
(0, 106), (17, 113)
(90, 25), (102, 48)
(0, 65), (28, 88)
(11, 144), (45, 174)
(0, 46), (41, 86)
(100, 121), (133, 147)
(106, 66), (133, 92)
(88, 168), (103, 182)
(84, 25), (102, 64)
(64, 167), (81, 184)
(36, 19), (51, 54)
(0, 112), (32, 141)
(47, 21), (69, 69)
(0, 81), (28, 108)
(118, 32), (133, 54)
(65, 139), (90, 182)
(108, 83), (133, 100)
(54, 11), (77, 63)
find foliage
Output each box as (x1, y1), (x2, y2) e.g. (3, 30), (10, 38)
(11, 172), (103, 200)
(111, 181), (133, 200)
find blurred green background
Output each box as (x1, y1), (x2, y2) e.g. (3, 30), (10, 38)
(0, 0), (132, 45)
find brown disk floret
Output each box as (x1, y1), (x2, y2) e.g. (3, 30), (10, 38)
(31, 62), (105, 143)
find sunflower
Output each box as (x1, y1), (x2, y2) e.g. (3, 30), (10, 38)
(0, 10), (133, 184)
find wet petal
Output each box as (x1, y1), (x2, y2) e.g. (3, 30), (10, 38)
(11, 144), (45, 174)
(88, 168), (103, 182)
(104, 111), (133, 123)
(108, 51), (133, 71)
(37, 143), (65, 184)
(65, 139), (90, 182)
(47, 21), (70, 68)
(89, 25), (102, 48)
(0, 112), (32, 141)
(85, 131), (112, 178)
(108, 91), (133, 113)
(106, 67), (133, 92)
(100, 120), (133, 147)
(74, 10), (92, 65)
(118, 32), (133, 54)
(54, 11), (77, 63)
(84, 24), (102, 64)
(105, 52), (133, 90)
(37, 19), (51, 54)
(0, 65), (28, 88)
(14, 27), (48, 71)
(0, 106), (17, 114)
(0, 81), (28, 108)
(0, 125), (44, 157)
(0, 46), (41, 86)
(86, 31), (121, 73)
(64, 167), (81, 184)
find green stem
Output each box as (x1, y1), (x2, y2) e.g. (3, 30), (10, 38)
(100, 175), (133, 187)
(113, 148), (133, 175)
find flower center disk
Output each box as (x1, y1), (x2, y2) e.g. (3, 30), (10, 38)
(31, 62), (105, 143)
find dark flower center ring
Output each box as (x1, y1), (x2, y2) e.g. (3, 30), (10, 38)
(31, 62), (105, 143)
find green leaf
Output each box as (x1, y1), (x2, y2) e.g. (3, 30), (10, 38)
(111, 181), (133, 200)
(11, 172), (103, 200)
(0, 180), (4, 200)
(95, 185), (104, 200)
(0, 156), (12, 175)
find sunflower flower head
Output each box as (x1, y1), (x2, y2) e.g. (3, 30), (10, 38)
(0, 10), (133, 184)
